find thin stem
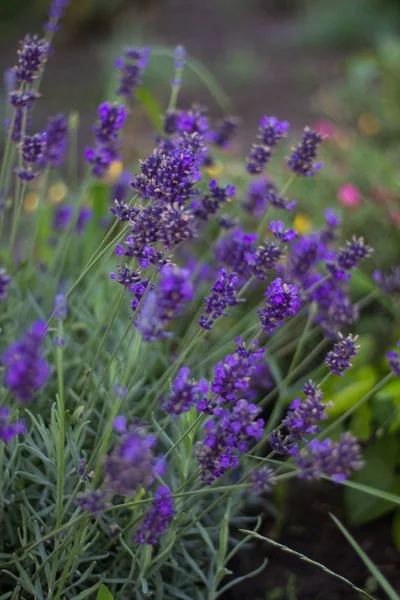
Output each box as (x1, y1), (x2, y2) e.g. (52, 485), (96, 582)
(81, 286), (126, 406)
(256, 174), (295, 238)
(49, 319), (65, 598)
(30, 166), (50, 258)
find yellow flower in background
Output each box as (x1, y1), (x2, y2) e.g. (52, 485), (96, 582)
(103, 160), (123, 184)
(23, 192), (40, 213)
(48, 182), (68, 204)
(358, 113), (380, 136)
(293, 213), (312, 235)
(205, 161), (222, 178)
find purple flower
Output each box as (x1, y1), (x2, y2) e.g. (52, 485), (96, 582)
(283, 381), (331, 437)
(211, 337), (264, 404)
(325, 333), (359, 376)
(9, 89), (40, 109)
(0, 407), (26, 443)
(136, 265), (193, 341)
(110, 198), (133, 222)
(242, 178), (296, 217)
(76, 207), (93, 235)
(115, 47), (150, 103)
(257, 278), (301, 333)
(94, 102), (127, 144)
(86, 102), (127, 177)
(246, 117), (289, 174)
(251, 467), (275, 495)
(296, 432), (364, 482)
(197, 400), (264, 484)
(85, 145), (118, 179)
(112, 170), (131, 203)
(208, 116), (239, 148)
(132, 144), (201, 206)
(199, 269), (242, 330)
(135, 486), (174, 545)
(2, 321), (50, 403)
(53, 204), (73, 231)
(246, 239), (284, 280)
(15, 132), (47, 181)
(335, 236), (373, 272)
(215, 228), (257, 280)
(53, 294), (67, 320)
(41, 114), (68, 167)
(13, 35), (50, 84)
(172, 44), (186, 87)
(284, 233), (327, 288)
(269, 380), (331, 456)
(374, 267), (400, 299)
(0, 268), (11, 302)
(163, 367), (208, 415)
(79, 490), (110, 514)
(269, 220), (297, 243)
(191, 179), (235, 222)
(158, 204), (195, 250)
(105, 425), (161, 496)
(45, 0), (70, 32)
(309, 276), (359, 338)
(286, 127), (324, 176)
(21, 132), (47, 162)
(387, 341), (400, 377)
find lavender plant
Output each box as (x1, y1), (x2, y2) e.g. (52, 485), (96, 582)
(0, 3), (399, 599)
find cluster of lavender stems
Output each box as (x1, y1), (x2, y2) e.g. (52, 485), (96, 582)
(2, 10), (400, 576)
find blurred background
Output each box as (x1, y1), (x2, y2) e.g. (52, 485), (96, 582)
(2, 0), (400, 273)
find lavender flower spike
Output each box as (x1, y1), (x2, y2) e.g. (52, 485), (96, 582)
(0, 407), (26, 443)
(296, 432), (364, 482)
(247, 116), (289, 174)
(2, 321), (50, 403)
(325, 333), (359, 376)
(0, 268), (11, 302)
(287, 127), (323, 176)
(45, 0), (71, 33)
(199, 269), (242, 330)
(13, 35), (50, 84)
(387, 341), (400, 377)
(257, 277), (301, 333)
(163, 367), (208, 416)
(135, 486), (174, 545)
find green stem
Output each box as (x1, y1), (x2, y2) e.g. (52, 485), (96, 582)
(256, 174), (295, 238)
(266, 307), (315, 433)
(30, 165), (50, 258)
(55, 320), (65, 530)
(49, 319), (66, 598)
(81, 286), (126, 406)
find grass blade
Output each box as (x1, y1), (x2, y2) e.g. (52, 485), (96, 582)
(240, 530), (377, 600)
(330, 514), (400, 600)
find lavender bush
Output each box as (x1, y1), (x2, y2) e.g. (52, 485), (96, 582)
(0, 2), (399, 598)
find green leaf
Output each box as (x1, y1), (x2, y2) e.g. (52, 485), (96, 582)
(326, 369), (377, 417)
(331, 514), (400, 600)
(350, 403), (372, 441)
(344, 437), (400, 525)
(392, 509), (400, 552)
(136, 87), (163, 133)
(96, 584), (114, 600)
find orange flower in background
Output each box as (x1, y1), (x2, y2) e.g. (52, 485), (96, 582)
(338, 183), (361, 208)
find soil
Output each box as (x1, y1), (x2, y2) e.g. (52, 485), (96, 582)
(224, 481), (400, 600)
